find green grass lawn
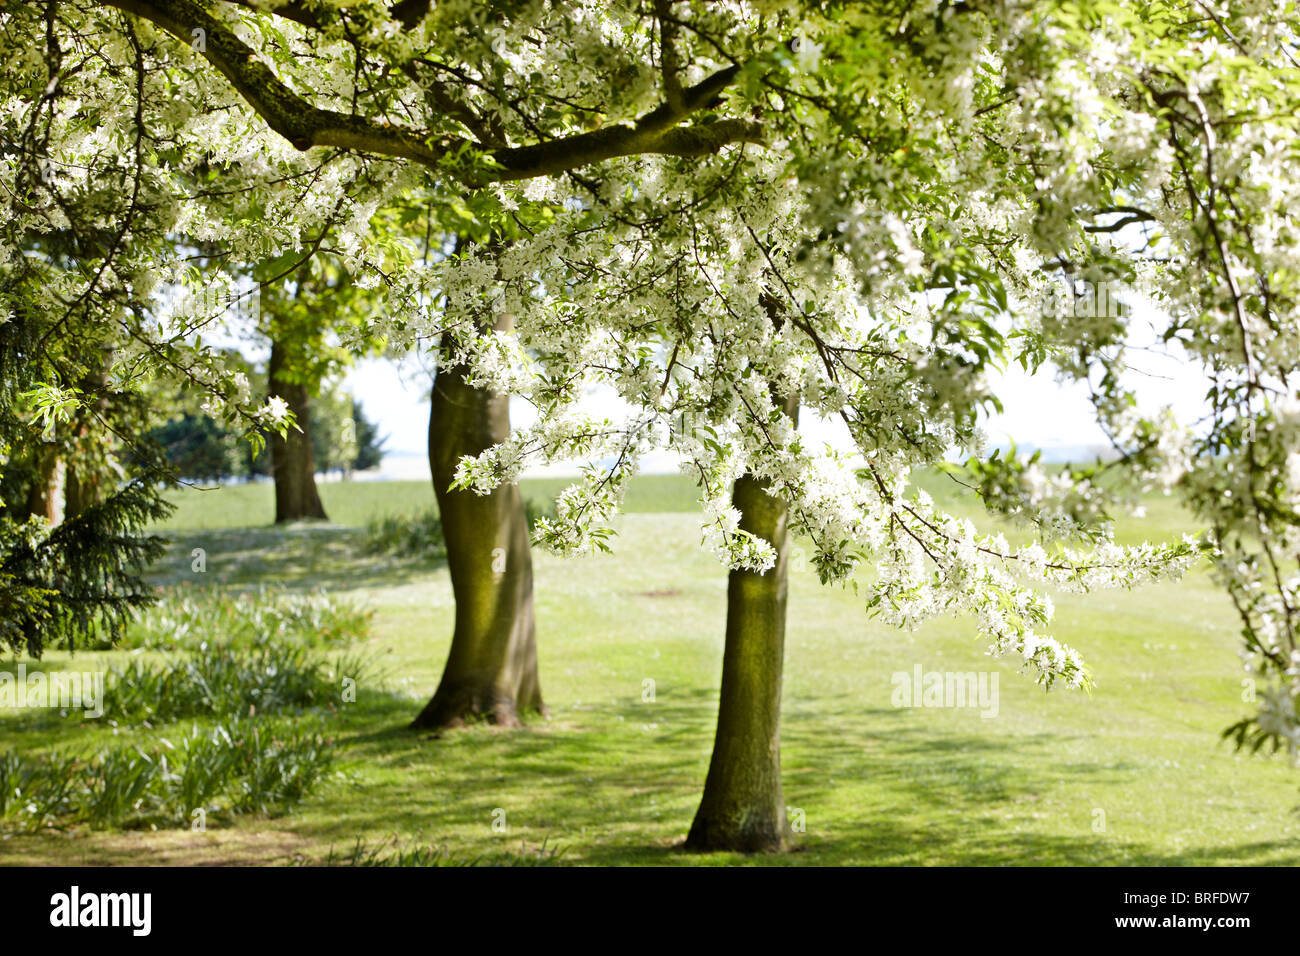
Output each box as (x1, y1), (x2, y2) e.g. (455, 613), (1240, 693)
(155, 473), (703, 531)
(2, 473), (1298, 865)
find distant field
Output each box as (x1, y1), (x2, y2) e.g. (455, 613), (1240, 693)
(154, 473), (705, 530)
(5, 472), (1297, 866)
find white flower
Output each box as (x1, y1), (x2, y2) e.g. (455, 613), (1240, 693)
(261, 396), (290, 424)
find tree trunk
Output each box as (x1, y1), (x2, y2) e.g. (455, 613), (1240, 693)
(686, 396), (799, 854)
(410, 341), (543, 730)
(26, 444), (63, 525)
(63, 466), (93, 519)
(65, 356), (110, 520)
(268, 339), (328, 523)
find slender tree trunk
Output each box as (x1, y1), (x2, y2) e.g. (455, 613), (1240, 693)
(63, 465), (93, 518)
(411, 334), (543, 730)
(26, 444), (63, 524)
(268, 339), (328, 523)
(65, 356), (110, 520)
(686, 395), (799, 853)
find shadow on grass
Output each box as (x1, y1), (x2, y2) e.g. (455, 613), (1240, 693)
(0, 657), (109, 740)
(4, 678), (1295, 866)
(146, 526), (446, 592)
(0, 658), (88, 677)
(285, 686), (1300, 867)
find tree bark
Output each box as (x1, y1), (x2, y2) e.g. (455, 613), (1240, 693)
(686, 395), (799, 853)
(63, 466), (94, 519)
(65, 356), (111, 520)
(268, 339), (328, 523)
(410, 341), (543, 730)
(25, 444), (63, 525)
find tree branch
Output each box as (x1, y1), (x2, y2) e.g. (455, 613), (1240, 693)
(655, 0), (685, 112)
(220, 0), (430, 30)
(103, 0), (761, 184)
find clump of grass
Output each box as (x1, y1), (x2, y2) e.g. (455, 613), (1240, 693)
(523, 497), (559, 531)
(362, 498), (557, 558)
(10, 584), (369, 833)
(103, 644), (369, 724)
(322, 836), (563, 867)
(0, 751), (80, 829)
(81, 749), (158, 827)
(230, 726), (332, 815)
(362, 508), (445, 557)
(97, 586), (372, 652)
(261, 590), (373, 647)
(0, 719), (334, 832)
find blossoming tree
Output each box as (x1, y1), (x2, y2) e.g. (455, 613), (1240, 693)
(5, 0), (1300, 851)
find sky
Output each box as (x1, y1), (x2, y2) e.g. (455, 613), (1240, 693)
(342, 307), (1211, 481)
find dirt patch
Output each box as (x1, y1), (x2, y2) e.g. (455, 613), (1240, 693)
(0, 826), (313, 867)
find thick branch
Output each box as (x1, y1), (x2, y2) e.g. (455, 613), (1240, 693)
(222, 0), (429, 30)
(655, 0), (685, 112)
(104, 0), (761, 184)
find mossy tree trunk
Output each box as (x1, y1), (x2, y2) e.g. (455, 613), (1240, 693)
(686, 393), (799, 853)
(411, 326), (543, 730)
(268, 338), (328, 523)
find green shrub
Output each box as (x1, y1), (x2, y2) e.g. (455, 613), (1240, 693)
(0, 719), (335, 832)
(97, 587), (372, 652)
(362, 497), (559, 558)
(4, 585), (366, 835)
(523, 497), (559, 531)
(104, 643), (369, 724)
(81, 748), (159, 828)
(166, 728), (235, 817)
(362, 508), (445, 557)
(0, 750), (79, 829)
(229, 722), (334, 814)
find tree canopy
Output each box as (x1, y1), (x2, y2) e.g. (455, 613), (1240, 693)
(4, 0), (1300, 751)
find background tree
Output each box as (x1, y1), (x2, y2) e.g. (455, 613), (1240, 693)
(267, 339), (328, 520)
(149, 412), (247, 483)
(309, 387), (386, 478)
(0, 166), (173, 656)
(257, 252), (386, 521)
(260, 265), (334, 522)
(348, 399), (386, 474)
